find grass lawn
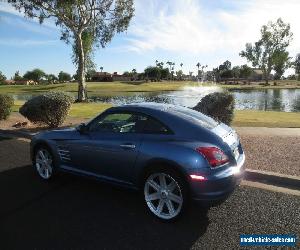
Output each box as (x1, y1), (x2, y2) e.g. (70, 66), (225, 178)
(1, 80), (300, 97)
(233, 110), (300, 128)
(0, 81), (196, 96)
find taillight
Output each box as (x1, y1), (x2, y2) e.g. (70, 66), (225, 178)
(196, 147), (229, 168)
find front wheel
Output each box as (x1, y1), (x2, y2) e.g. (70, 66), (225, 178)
(34, 147), (55, 180)
(144, 170), (187, 221)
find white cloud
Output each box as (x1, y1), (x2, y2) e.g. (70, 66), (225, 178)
(0, 2), (58, 30)
(126, 0), (300, 61)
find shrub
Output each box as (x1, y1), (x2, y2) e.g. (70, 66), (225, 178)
(0, 95), (14, 120)
(193, 92), (235, 125)
(19, 91), (75, 128)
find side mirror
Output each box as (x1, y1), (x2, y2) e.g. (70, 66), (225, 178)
(77, 123), (88, 134)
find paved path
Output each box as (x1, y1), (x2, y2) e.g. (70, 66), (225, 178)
(235, 127), (300, 136)
(0, 165), (299, 249)
(0, 137), (299, 249)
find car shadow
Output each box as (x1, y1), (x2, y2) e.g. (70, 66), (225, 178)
(0, 165), (209, 250)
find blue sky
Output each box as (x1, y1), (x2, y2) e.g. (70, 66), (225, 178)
(0, 0), (300, 78)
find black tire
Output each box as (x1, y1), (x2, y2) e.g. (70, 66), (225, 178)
(143, 166), (189, 222)
(33, 145), (56, 181)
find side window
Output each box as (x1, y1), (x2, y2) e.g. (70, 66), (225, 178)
(143, 117), (171, 134)
(89, 112), (148, 133)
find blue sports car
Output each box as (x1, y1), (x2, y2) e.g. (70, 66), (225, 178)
(30, 103), (245, 221)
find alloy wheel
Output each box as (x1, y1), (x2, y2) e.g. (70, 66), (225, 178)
(35, 149), (53, 180)
(144, 173), (183, 220)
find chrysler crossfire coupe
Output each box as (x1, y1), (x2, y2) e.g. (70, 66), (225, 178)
(30, 103), (245, 221)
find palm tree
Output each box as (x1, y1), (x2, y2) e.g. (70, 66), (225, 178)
(132, 68), (137, 80)
(196, 62), (201, 79)
(180, 63), (183, 69)
(100, 66), (103, 72)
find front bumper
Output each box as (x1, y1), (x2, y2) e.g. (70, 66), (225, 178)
(190, 153), (246, 203)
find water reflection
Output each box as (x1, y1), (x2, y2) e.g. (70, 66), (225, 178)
(10, 86), (300, 112)
(232, 88), (300, 112)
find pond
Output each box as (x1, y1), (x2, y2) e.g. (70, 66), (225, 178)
(12, 86), (300, 112)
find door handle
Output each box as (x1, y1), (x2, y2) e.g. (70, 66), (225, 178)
(120, 144), (136, 149)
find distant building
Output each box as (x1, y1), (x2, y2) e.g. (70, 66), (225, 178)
(111, 72), (132, 81)
(91, 72), (113, 82)
(3, 79), (37, 85)
(250, 69), (264, 81)
(91, 72), (132, 82)
(249, 68), (274, 81)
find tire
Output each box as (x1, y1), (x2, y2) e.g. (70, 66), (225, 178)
(33, 146), (55, 180)
(143, 167), (188, 221)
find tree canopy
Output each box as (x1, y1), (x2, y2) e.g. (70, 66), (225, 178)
(240, 18), (293, 84)
(295, 54), (300, 79)
(8, 0), (134, 101)
(0, 71), (7, 83)
(23, 68), (46, 82)
(58, 71), (72, 82)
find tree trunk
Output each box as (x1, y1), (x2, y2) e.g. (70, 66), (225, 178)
(263, 69), (269, 85)
(76, 33), (87, 102)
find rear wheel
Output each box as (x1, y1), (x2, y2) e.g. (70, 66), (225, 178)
(143, 169), (187, 221)
(34, 147), (54, 180)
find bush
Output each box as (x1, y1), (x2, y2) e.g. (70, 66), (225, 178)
(0, 95), (14, 120)
(19, 91), (75, 127)
(193, 92), (235, 125)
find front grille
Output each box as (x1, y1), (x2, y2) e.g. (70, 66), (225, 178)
(58, 147), (71, 162)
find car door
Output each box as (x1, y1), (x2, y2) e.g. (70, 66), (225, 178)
(81, 111), (147, 184)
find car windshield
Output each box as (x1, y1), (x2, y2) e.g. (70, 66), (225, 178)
(168, 106), (219, 130)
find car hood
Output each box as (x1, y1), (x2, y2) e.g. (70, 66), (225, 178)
(35, 127), (80, 140)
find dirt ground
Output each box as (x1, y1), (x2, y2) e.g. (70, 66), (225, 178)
(0, 113), (89, 133)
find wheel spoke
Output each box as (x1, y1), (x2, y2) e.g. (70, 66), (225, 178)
(148, 180), (160, 191)
(156, 199), (165, 214)
(169, 193), (182, 204)
(44, 168), (49, 179)
(39, 165), (46, 175)
(146, 192), (160, 201)
(159, 174), (167, 189)
(166, 200), (175, 215)
(167, 181), (177, 192)
(36, 158), (43, 165)
(38, 151), (46, 160)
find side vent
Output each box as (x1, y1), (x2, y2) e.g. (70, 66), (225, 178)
(58, 147), (71, 162)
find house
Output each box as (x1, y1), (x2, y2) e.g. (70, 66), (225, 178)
(3, 79), (37, 85)
(91, 72), (132, 82)
(111, 72), (132, 81)
(249, 69), (274, 81)
(250, 69), (264, 81)
(91, 72), (113, 82)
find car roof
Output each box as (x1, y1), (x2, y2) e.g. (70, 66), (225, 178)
(118, 102), (178, 112)
(115, 102), (219, 130)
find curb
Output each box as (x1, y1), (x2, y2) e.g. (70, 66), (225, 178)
(245, 169), (300, 191)
(241, 180), (300, 196)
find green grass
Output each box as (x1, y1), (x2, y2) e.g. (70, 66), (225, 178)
(1, 80), (300, 97)
(69, 102), (113, 119)
(233, 110), (300, 128)
(0, 81), (196, 96)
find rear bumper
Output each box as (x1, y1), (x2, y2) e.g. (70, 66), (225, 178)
(190, 153), (245, 204)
